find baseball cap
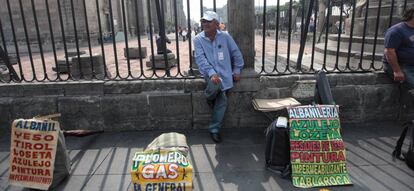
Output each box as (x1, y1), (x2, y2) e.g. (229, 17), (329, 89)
(201, 11), (219, 22)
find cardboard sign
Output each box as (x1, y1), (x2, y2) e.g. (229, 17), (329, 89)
(131, 149), (193, 191)
(288, 105), (352, 188)
(8, 119), (59, 190)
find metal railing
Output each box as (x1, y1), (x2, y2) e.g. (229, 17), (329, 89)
(256, 0), (412, 75)
(0, 0), (411, 83)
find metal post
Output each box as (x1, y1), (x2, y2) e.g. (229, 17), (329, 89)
(296, 0), (315, 71)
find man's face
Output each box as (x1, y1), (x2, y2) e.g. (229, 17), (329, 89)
(201, 19), (218, 33)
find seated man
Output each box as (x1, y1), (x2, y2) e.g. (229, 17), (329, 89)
(193, 11), (244, 143)
(383, 6), (414, 89)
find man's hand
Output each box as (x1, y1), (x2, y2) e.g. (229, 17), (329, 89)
(384, 48), (405, 83)
(233, 74), (241, 83)
(210, 74), (221, 85)
(393, 70), (405, 82)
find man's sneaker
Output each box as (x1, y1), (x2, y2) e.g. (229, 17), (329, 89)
(210, 132), (222, 143)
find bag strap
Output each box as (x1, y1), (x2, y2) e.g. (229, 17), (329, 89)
(392, 121), (411, 161)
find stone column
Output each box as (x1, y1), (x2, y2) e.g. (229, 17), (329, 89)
(228, 0), (255, 69)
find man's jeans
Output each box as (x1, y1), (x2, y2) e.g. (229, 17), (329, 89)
(204, 77), (227, 133)
(384, 64), (414, 89)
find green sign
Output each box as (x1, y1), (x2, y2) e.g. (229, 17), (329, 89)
(288, 105), (352, 188)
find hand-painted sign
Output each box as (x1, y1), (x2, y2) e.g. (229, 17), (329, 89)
(131, 149), (193, 191)
(8, 119), (59, 190)
(288, 105), (352, 188)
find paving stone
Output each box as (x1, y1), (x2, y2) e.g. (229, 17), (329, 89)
(71, 54), (107, 80)
(102, 95), (150, 131)
(0, 84), (24, 97)
(0, 152), (10, 178)
(68, 148), (113, 176)
(63, 81), (104, 96)
(124, 47), (147, 59)
(55, 174), (131, 191)
(103, 81), (143, 94)
(22, 83), (64, 96)
(11, 96), (58, 119)
(0, 98), (12, 136)
(148, 93), (192, 119)
(58, 96), (103, 130)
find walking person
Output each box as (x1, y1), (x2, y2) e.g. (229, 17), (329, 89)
(383, 6), (414, 89)
(193, 11), (244, 143)
(182, 29), (188, 42)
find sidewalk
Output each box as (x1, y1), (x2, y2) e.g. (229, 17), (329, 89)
(1, 121), (414, 191)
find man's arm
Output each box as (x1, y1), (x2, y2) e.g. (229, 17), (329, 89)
(384, 28), (404, 82)
(384, 48), (405, 82)
(226, 35), (244, 82)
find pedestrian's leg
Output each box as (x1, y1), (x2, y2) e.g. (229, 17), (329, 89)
(209, 91), (227, 134)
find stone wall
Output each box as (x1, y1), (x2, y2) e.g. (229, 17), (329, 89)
(0, 72), (411, 134)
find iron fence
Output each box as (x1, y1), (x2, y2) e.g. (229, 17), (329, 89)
(0, 0), (411, 83)
(256, 0), (412, 75)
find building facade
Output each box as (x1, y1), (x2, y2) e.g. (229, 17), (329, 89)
(0, 0), (186, 43)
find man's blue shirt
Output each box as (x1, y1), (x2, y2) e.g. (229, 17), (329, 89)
(193, 30), (244, 91)
(383, 22), (414, 67)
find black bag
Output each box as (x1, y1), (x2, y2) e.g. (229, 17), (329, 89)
(265, 117), (291, 178)
(392, 120), (414, 170)
(314, 71), (335, 105)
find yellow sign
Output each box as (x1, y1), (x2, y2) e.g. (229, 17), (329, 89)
(131, 149), (192, 191)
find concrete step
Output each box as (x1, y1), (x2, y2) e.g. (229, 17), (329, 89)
(276, 53), (335, 71)
(350, 16), (400, 36)
(327, 34), (384, 45)
(314, 43), (383, 61)
(273, 52), (382, 72)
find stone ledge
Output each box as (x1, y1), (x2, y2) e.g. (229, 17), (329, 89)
(0, 72), (406, 131)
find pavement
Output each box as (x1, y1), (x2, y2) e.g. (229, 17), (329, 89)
(1, 121), (414, 191)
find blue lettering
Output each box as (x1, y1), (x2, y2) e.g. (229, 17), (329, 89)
(23, 121), (29, 129)
(42, 122), (48, 131)
(145, 183), (152, 191)
(158, 183), (164, 191)
(15, 120), (23, 128)
(50, 123), (56, 131)
(30, 122), (37, 130)
(134, 183), (141, 191)
(165, 183), (170, 191)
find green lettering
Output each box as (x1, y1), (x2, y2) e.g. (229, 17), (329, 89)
(290, 120), (299, 129)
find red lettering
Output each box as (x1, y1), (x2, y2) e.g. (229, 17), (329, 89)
(44, 144), (52, 151)
(23, 133), (30, 140)
(330, 141), (345, 151)
(14, 131), (22, 138)
(44, 135), (54, 141)
(13, 140), (21, 148)
(338, 151), (345, 162)
(322, 152), (330, 163)
(291, 152), (300, 161)
(322, 141), (330, 151)
(25, 142), (32, 149)
(32, 134), (41, 141)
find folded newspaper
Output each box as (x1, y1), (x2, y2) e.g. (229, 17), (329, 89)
(252, 97), (301, 112)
